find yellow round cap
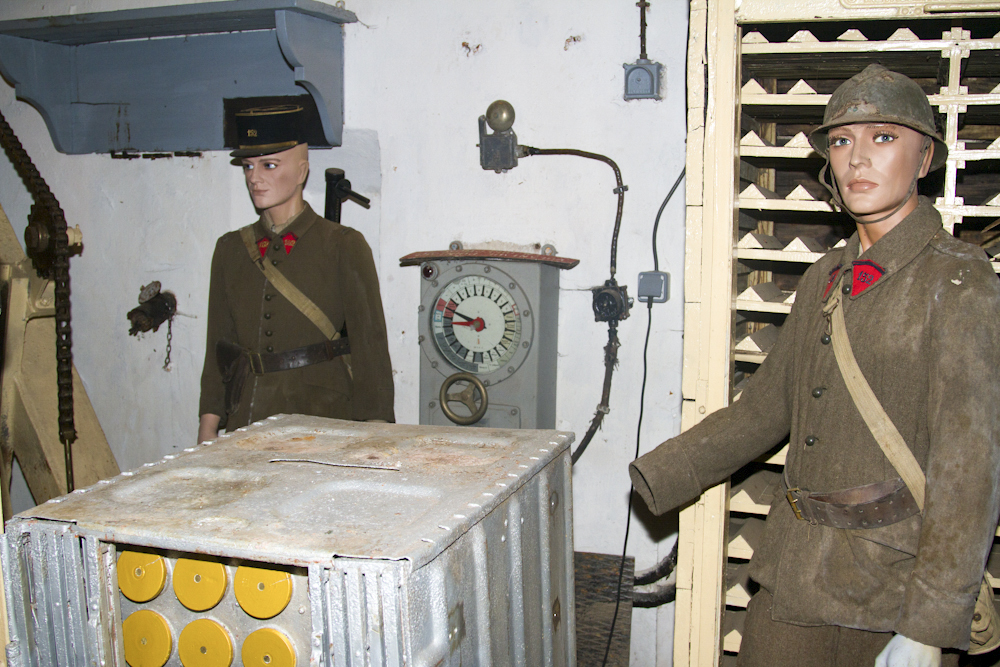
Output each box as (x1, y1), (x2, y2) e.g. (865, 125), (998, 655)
(233, 566), (293, 619)
(117, 551), (167, 603)
(241, 628), (295, 667)
(122, 609), (172, 667)
(178, 618), (234, 667)
(173, 559), (228, 611)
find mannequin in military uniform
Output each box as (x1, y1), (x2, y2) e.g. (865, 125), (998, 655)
(629, 65), (1000, 667)
(198, 106), (394, 443)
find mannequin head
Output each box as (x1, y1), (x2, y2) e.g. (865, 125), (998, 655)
(231, 105), (309, 227)
(241, 143), (309, 218)
(808, 64), (946, 245)
(826, 123), (933, 226)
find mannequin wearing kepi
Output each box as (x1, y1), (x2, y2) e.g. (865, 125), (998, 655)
(198, 105), (394, 443)
(630, 65), (1000, 667)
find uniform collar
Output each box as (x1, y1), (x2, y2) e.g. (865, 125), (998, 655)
(823, 197), (943, 301)
(253, 201), (322, 241)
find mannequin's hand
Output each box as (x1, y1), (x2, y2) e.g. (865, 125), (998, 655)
(874, 634), (941, 667)
(198, 414), (221, 444)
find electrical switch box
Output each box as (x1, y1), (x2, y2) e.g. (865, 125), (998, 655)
(623, 59), (662, 100)
(638, 270), (670, 303)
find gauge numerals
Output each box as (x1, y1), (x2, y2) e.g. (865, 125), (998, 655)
(431, 275), (522, 375)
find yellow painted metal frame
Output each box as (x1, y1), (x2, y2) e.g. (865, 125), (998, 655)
(0, 202), (119, 519)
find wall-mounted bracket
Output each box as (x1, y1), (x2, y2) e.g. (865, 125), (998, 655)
(0, 1), (357, 154)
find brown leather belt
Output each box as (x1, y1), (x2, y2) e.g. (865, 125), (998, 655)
(247, 338), (351, 375)
(782, 473), (920, 529)
(216, 338), (351, 416)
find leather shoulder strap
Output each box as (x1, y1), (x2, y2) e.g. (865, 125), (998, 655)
(824, 277), (926, 509)
(238, 225), (339, 341)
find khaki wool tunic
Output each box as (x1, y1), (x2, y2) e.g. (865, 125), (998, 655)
(630, 199), (1000, 650)
(199, 203), (395, 427)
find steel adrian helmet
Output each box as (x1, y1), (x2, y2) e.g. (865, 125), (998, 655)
(809, 64), (947, 172)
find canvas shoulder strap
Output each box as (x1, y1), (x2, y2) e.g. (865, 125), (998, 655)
(823, 276), (926, 509)
(239, 224), (340, 341)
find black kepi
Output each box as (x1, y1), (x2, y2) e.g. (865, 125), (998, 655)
(230, 105), (305, 159)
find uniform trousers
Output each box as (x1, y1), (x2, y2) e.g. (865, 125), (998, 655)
(737, 588), (960, 667)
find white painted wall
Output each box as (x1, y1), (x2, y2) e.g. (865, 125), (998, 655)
(0, 1), (688, 663)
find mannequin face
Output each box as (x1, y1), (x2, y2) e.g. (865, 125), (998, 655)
(827, 123), (933, 223)
(241, 143), (309, 212)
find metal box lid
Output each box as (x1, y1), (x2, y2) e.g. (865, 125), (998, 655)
(18, 415), (574, 569)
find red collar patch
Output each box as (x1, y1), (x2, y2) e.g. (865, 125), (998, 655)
(850, 260), (885, 296)
(256, 237), (270, 258)
(823, 265), (842, 300)
(282, 232), (298, 255)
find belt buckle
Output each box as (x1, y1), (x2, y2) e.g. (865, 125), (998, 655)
(785, 487), (805, 521)
(248, 352), (265, 375)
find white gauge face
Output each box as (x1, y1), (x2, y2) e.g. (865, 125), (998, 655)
(431, 275), (522, 374)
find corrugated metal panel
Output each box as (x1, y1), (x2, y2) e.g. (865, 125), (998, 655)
(3, 416), (575, 666)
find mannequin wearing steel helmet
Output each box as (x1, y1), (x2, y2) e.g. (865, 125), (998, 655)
(812, 65), (944, 667)
(810, 64), (948, 245)
(628, 64), (1000, 667)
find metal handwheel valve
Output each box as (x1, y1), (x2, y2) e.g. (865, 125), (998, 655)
(439, 372), (489, 425)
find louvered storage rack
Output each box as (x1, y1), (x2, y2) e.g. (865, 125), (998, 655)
(678, 2), (1000, 665)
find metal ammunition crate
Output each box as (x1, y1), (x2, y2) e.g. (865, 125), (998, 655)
(2, 415), (575, 667)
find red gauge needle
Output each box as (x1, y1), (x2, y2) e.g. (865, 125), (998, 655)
(452, 312), (486, 332)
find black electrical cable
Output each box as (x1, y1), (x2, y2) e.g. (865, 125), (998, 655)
(520, 147), (625, 278)
(653, 168), (686, 272)
(571, 325), (620, 465)
(519, 146), (629, 466)
(633, 578), (677, 607)
(634, 540), (678, 585)
(600, 300), (652, 667)
(600, 168), (685, 666)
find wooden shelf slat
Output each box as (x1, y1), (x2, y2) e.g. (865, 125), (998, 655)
(950, 150), (1000, 162)
(737, 248), (824, 264)
(740, 145), (819, 159)
(725, 562), (753, 608)
(739, 198), (835, 212)
(734, 351), (767, 365)
(936, 205), (1000, 218)
(742, 147), (1000, 161)
(723, 609), (747, 653)
(728, 517), (766, 560)
(736, 299), (793, 314)
(761, 444), (789, 466)
(742, 93), (1000, 108)
(742, 38), (1000, 56)
(730, 469), (781, 515)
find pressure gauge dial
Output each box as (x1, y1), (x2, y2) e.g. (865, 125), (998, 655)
(431, 275), (522, 375)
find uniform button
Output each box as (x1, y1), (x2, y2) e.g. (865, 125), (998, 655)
(811, 387), (824, 399)
(805, 436), (818, 447)
(842, 282), (851, 295)
(271, 260), (280, 266)
(264, 313), (271, 320)
(265, 331), (273, 337)
(266, 346), (274, 353)
(820, 334), (831, 345)
(265, 294), (273, 301)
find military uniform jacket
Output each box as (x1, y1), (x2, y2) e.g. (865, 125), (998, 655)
(629, 199), (1000, 649)
(199, 203), (395, 426)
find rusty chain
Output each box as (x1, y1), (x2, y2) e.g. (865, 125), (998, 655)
(0, 109), (76, 492)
